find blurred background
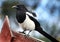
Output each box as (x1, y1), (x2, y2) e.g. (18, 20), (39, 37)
(0, 0), (60, 42)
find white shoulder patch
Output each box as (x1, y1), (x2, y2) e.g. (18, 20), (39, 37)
(26, 12), (34, 17)
(26, 12), (37, 19)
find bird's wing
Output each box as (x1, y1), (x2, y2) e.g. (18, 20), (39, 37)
(30, 12), (37, 17)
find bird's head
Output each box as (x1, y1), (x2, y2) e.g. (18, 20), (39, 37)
(12, 4), (28, 12)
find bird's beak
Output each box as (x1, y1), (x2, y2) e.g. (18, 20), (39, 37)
(12, 6), (17, 8)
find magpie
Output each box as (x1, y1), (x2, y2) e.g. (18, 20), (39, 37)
(12, 5), (59, 42)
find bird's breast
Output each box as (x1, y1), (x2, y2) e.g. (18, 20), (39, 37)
(20, 15), (35, 30)
(16, 11), (26, 23)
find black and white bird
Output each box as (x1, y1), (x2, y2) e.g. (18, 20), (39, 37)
(12, 5), (59, 42)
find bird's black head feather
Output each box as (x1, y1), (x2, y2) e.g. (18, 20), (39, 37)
(13, 5), (28, 12)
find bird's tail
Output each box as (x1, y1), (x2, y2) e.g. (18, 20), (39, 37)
(36, 27), (59, 42)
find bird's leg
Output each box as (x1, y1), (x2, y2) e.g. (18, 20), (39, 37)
(23, 30), (32, 38)
(27, 30), (32, 36)
(22, 29), (26, 34)
(19, 29), (26, 34)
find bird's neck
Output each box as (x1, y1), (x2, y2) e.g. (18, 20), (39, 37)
(17, 9), (26, 12)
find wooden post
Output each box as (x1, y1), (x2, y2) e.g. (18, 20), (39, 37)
(0, 16), (45, 42)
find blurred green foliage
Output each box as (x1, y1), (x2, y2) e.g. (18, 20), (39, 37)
(50, 24), (57, 37)
(1, 1), (19, 17)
